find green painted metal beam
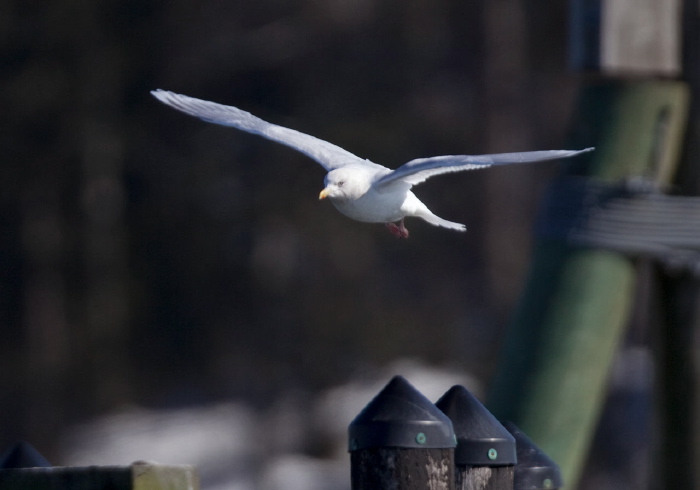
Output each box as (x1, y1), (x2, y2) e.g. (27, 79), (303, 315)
(487, 80), (689, 486)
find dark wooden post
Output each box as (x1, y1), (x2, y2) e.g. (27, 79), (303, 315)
(0, 442), (51, 469)
(502, 423), (562, 490)
(436, 386), (516, 490)
(349, 375), (456, 490)
(0, 466), (132, 490)
(654, 1), (700, 487)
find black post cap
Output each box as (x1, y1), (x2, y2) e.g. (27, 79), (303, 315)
(348, 375), (457, 451)
(502, 422), (563, 489)
(435, 385), (517, 466)
(0, 442), (52, 469)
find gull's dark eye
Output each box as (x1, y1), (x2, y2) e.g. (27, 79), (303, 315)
(338, 181), (345, 187)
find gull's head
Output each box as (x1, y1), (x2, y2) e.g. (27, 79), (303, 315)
(319, 166), (371, 202)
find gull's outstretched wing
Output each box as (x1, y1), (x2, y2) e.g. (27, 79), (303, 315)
(152, 89), (375, 171)
(375, 148), (595, 187)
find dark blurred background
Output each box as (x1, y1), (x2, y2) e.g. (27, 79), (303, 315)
(2, 0), (589, 477)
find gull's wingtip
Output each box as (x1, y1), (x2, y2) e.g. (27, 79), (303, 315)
(565, 147), (595, 157)
(151, 89), (189, 109)
(151, 88), (170, 101)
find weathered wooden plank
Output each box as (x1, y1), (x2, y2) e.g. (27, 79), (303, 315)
(0, 462), (198, 490)
(132, 462), (199, 490)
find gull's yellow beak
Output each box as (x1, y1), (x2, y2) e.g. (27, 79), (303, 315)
(319, 188), (330, 200)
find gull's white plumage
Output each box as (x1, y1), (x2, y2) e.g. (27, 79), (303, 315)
(152, 89), (593, 238)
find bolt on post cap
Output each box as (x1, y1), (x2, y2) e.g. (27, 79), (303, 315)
(348, 375), (456, 451)
(435, 385), (517, 466)
(503, 422), (563, 490)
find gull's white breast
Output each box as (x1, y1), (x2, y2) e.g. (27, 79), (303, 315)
(331, 187), (409, 223)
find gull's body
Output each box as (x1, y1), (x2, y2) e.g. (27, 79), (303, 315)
(152, 89), (593, 237)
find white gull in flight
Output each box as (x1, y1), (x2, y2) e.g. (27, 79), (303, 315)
(152, 89), (593, 238)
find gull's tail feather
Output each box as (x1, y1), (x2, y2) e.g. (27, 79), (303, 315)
(417, 211), (467, 232)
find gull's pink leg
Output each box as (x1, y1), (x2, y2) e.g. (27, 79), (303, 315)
(384, 219), (409, 239)
(385, 222), (402, 237)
